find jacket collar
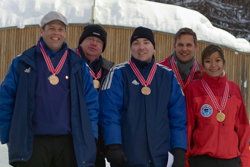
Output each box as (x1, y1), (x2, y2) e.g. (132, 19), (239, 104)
(202, 72), (227, 88)
(18, 44), (84, 75)
(18, 46), (37, 70)
(102, 58), (114, 70)
(131, 55), (155, 71)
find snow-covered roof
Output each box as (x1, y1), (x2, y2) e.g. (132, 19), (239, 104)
(1, 0), (250, 53)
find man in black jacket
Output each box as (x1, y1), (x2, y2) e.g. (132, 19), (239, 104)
(73, 24), (114, 167)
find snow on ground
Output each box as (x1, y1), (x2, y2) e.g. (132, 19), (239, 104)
(0, 145), (10, 167)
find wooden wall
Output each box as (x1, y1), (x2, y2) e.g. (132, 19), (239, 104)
(1, 25), (250, 119)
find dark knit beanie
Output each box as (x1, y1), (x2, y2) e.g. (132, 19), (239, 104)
(130, 26), (155, 49)
(78, 25), (107, 52)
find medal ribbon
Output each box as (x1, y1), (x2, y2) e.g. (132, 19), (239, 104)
(76, 48), (102, 80)
(201, 79), (229, 112)
(89, 68), (102, 80)
(39, 42), (68, 75)
(171, 56), (197, 90)
(129, 59), (157, 87)
(76, 48), (81, 57)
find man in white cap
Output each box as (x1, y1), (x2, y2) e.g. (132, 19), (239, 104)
(0, 11), (99, 167)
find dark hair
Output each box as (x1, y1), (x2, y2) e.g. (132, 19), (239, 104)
(174, 28), (197, 46)
(201, 44), (225, 66)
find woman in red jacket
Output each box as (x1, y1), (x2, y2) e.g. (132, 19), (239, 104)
(185, 44), (250, 167)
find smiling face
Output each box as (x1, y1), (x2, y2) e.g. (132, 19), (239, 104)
(131, 38), (155, 63)
(40, 20), (67, 53)
(203, 51), (224, 78)
(174, 34), (198, 64)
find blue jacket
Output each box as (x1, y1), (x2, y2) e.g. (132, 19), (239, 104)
(99, 57), (187, 167)
(0, 46), (99, 166)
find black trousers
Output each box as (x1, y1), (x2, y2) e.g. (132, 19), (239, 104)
(95, 123), (106, 167)
(13, 135), (78, 167)
(189, 155), (241, 167)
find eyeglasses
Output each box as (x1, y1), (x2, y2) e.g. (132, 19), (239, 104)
(86, 37), (103, 45)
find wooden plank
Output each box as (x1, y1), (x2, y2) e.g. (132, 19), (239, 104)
(1, 26), (250, 119)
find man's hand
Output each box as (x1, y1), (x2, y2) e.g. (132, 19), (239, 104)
(105, 144), (127, 166)
(172, 148), (186, 167)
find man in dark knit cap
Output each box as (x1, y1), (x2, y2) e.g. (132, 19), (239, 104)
(73, 25), (114, 90)
(99, 26), (187, 167)
(73, 24), (114, 167)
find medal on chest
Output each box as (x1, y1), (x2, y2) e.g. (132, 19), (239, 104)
(40, 42), (68, 85)
(171, 56), (197, 91)
(141, 86), (151, 95)
(49, 75), (59, 85)
(93, 79), (100, 89)
(201, 79), (229, 122)
(216, 111), (226, 122)
(89, 68), (102, 89)
(93, 78), (101, 89)
(129, 59), (157, 95)
(76, 48), (102, 89)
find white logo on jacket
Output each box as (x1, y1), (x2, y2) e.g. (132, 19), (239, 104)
(24, 67), (31, 73)
(132, 79), (139, 85)
(200, 104), (213, 117)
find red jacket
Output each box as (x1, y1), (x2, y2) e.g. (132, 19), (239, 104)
(184, 72), (250, 167)
(159, 56), (204, 91)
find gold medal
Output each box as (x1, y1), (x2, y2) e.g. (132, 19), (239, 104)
(216, 111), (225, 122)
(141, 86), (151, 95)
(40, 42), (67, 86)
(49, 75), (59, 85)
(129, 59), (157, 96)
(202, 80), (229, 123)
(93, 79), (100, 89)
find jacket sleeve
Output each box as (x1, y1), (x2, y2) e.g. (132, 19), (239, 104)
(0, 57), (19, 144)
(184, 84), (196, 167)
(159, 57), (172, 69)
(234, 85), (250, 167)
(168, 71), (187, 151)
(99, 67), (123, 146)
(83, 63), (99, 140)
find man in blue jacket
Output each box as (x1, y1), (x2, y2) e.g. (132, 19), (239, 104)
(0, 11), (99, 167)
(73, 24), (114, 167)
(99, 26), (187, 167)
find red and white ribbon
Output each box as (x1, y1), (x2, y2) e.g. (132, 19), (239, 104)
(171, 56), (197, 90)
(201, 79), (229, 112)
(129, 59), (157, 87)
(76, 48), (81, 57)
(76, 48), (102, 80)
(39, 42), (68, 75)
(89, 68), (102, 80)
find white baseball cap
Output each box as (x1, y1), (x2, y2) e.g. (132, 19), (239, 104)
(41, 11), (68, 27)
